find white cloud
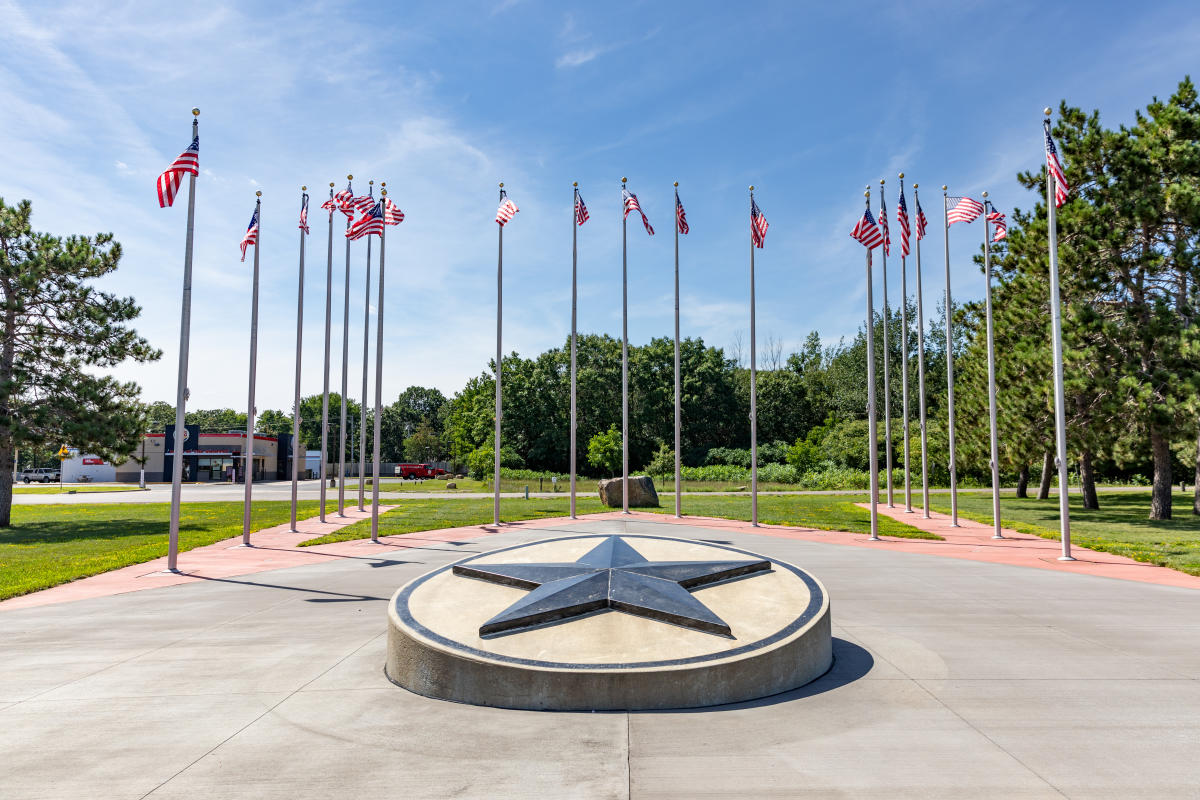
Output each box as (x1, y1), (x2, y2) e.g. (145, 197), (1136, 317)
(556, 47), (603, 69)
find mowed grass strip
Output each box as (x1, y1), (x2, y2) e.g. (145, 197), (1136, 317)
(13, 485), (145, 495)
(920, 490), (1200, 576)
(299, 493), (936, 546)
(0, 500), (335, 601)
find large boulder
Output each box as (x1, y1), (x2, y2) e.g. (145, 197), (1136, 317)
(597, 476), (660, 508)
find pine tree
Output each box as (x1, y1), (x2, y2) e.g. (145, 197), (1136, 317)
(0, 198), (159, 526)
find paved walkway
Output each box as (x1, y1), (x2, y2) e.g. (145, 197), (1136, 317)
(2, 515), (1198, 799)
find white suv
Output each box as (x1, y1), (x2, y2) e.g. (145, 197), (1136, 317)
(19, 468), (60, 483)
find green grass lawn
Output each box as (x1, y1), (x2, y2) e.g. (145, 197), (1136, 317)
(920, 490), (1200, 576)
(368, 477), (865, 494)
(299, 493), (937, 546)
(0, 500), (335, 601)
(13, 485), (145, 495)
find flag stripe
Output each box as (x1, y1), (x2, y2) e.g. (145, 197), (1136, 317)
(946, 196), (984, 226)
(751, 197), (768, 248)
(623, 188), (654, 235)
(851, 207), (884, 250)
(156, 136), (199, 208)
(496, 189), (519, 226)
(239, 206), (259, 262)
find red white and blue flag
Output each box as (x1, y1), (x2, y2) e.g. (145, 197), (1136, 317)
(156, 136), (199, 208)
(495, 189), (519, 226)
(575, 189), (589, 226)
(321, 190), (338, 218)
(897, 189), (911, 257)
(382, 196), (404, 225)
(987, 210), (1007, 242)
(751, 197), (768, 248)
(239, 205), (259, 262)
(915, 195), (928, 240)
(335, 181), (356, 218)
(623, 188), (654, 235)
(347, 201), (384, 240)
(851, 206), (884, 250)
(298, 193), (310, 235)
(878, 193), (890, 256)
(946, 196), (984, 226)
(1044, 121), (1069, 207)
(676, 191), (689, 235)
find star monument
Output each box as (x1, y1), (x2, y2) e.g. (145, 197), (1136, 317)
(452, 535), (771, 637)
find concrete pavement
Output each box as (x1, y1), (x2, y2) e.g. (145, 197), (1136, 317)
(2, 515), (1198, 798)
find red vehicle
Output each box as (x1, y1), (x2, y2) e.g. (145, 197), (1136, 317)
(394, 463), (445, 480)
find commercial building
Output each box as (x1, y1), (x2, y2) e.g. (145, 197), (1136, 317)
(113, 425), (294, 483)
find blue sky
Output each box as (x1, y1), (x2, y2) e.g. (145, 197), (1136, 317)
(2, 0), (1197, 412)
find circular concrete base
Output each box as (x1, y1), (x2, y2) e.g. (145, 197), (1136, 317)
(386, 534), (832, 711)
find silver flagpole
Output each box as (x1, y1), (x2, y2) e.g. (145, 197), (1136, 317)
(243, 192), (262, 545)
(337, 175), (353, 517)
(570, 183), (579, 519)
(621, 177), (630, 515)
(289, 188), (307, 532)
(494, 183), (504, 526)
(880, 179), (893, 508)
(358, 180), (374, 512)
(982, 193), (1003, 539)
(320, 183), (334, 523)
(914, 184), (931, 518)
(1044, 109), (1074, 560)
(864, 188), (880, 541)
(899, 175), (912, 513)
(371, 190), (389, 542)
(942, 186), (960, 526)
(167, 108), (199, 572)
(674, 182), (682, 519)
(749, 186), (759, 527)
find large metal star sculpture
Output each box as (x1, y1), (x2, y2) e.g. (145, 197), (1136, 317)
(452, 536), (771, 637)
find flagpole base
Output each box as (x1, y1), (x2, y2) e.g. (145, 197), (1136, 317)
(992, 534), (1004, 540)
(1057, 555), (1076, 561)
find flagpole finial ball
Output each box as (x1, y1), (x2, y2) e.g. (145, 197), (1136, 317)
(913, 183), (918, 189)
(749, 185), (754, 192)
(256, 191), (262, 197)
(330, 182), (335, 188)
(302, 186), (306, 191)
(622, 177), (627, 183)
(191, 108), (200, 116)
(1044, 107), (1052, 116)
(864, 191), (870, 198)
(942, 185), (948, 191)
(673, 181), (678, 187)
(982, 191), (988, 198)
(369, 180), (373, 185)
(381, 182), (386, 187)
(381, 189), (387, 196)
(880, 178), (885, 186)
(898, 172), (904, 179)
(573, 181), (578, 187)
(499, 182), (504, 188)
(347, 174), (353, 180)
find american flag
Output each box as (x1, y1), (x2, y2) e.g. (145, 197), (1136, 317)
(298, 193), (310, 235)
(320, 190), (338, 218)
(575, 190), (589, 226)
(156, 136), (199, 208)
(350, 187), (376, 214)
(1044, 121), (1069, 207)
(239, 205), (260, 262)
(675, 191), (688, 235)
(851, 206), (884, 250)
(946, 196), (984, 226)
(897, 189), (911, 257)
(915, 195), (928, 240)
(987, 210), (1007, 242)
(335, 181), (356, 218)
(495, 189), (519, 226)
(382, 196), (404, 225)
(751, 197), (768, 248)
(347, 201), (384, 240)
(623, 188), (654, 235)
(878, 194), (890, 256)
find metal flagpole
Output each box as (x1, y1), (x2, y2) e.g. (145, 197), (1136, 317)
(880, 179), (893, 508)
(167, 108), (199, 572)
(899, 175), (912, 513)
(942, 186), (960, 526)
(982, 193), (1003, 539)
(914, 184), (931, 518)
(243, 192), (262, 545)
(1044, 109), (1074, 560)
(320, 183), (335, 523)
(621, 177), (630, 515)
(338, 175), (353, 517)
(371, 190), (389, 543)
(674, 182), (682, 519)
(358, 181), (374, 513)
(494, 183), (504, 527)
(749, 186), (759, 527)
(570, 183), (579, 519)
(289, 188), (307, 533)
(865, 188), (880, 541)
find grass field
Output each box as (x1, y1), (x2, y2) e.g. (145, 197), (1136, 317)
(368, 477), (866, 494)
(921, 490), (1200, 576)
(299, 493), (937, 546)
(0, 500), (335, 601)
(13, 485), (145, 495)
